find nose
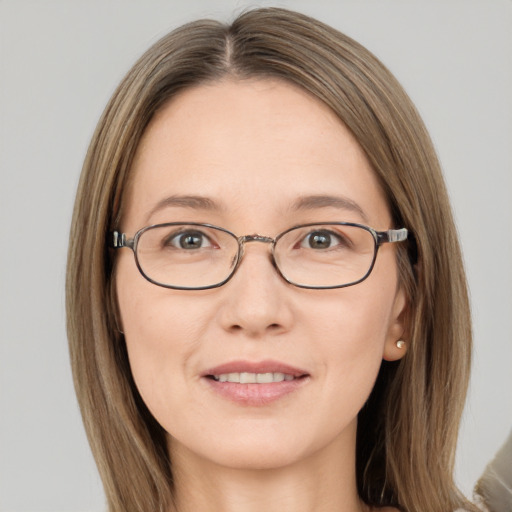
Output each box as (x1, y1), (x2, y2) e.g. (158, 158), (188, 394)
(217, 243), (294, 337)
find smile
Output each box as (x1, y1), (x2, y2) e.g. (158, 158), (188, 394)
(211, 372), (296, 383)
(202, 360), (310, 406)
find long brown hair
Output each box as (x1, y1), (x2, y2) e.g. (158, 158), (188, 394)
(66, 8), (475, 512)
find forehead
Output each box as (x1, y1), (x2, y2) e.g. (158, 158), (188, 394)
(122, 78), (390, 232)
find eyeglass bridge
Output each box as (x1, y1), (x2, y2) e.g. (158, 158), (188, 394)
(238, 234), (275, 244)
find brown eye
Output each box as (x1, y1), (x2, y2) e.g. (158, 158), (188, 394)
(166, 230), (212, 250)
(301, 230), (342, 249)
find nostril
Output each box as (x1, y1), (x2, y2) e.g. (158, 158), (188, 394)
(228, 322), (284, 335)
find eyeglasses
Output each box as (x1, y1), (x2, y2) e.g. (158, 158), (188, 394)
(111, 222), (408, 290)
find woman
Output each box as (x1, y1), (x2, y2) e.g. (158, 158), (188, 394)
(66, 7), (477, 512)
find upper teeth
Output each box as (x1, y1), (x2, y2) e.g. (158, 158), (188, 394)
(213, 372), (295, 383)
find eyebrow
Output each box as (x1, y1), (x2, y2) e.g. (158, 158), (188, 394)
(145, 195), (222, 223)
(291, 195), (369, 223)
(144, 193), (369, 224)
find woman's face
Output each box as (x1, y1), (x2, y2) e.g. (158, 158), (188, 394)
(116, 79), (407, 470)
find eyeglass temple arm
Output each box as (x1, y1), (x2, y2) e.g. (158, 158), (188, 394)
(376, 228), (408, 245)
(111, 231), (135, 249)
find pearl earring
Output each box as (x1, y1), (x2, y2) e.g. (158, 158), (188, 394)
(396, 340), (405, 349)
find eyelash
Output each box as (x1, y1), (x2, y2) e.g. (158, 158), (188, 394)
(164, 230), (215, 249)
(299, 230), (350, 250)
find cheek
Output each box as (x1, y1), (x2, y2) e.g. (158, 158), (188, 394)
(302, 279), (398, 408)
(304, 278), (395, 358)
(116, 266), (211, 421)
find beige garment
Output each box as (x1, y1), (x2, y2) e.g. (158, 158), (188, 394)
(474, 429), (512, 512)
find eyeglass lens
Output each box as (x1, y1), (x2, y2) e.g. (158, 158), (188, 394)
(134, 223), (377, 289)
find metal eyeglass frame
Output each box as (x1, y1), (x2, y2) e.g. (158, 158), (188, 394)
(111, 222), (409, 290)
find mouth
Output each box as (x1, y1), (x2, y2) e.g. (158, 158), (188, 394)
(208, 372), (298, 383)
(202, 360), (310, 405)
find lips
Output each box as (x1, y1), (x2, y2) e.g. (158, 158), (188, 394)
(203, 360), (308, 379)
(212, 372), (294, 383)
(201, 360), (310, 406)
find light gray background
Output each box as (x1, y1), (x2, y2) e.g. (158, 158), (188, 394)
(1, 1), (511, 510)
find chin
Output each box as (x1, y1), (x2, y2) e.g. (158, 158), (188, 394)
(167, 428), (317, 471)
(219, 445), (305, 470)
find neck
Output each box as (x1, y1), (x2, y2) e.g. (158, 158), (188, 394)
(167, 422), (368, 512)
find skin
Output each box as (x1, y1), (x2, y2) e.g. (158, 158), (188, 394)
(116, 78), (406, 512)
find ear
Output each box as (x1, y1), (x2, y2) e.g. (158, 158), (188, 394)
(383, 285), (409, 362)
